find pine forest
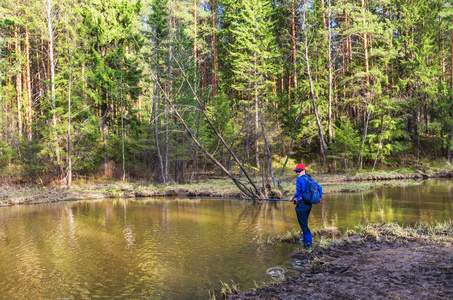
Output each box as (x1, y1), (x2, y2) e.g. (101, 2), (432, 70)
(1, 0), (452, 194)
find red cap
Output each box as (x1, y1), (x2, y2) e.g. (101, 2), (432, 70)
(294, 164), (305, 171)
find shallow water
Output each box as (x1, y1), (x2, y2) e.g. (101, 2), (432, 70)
(0, 179), (451, 299)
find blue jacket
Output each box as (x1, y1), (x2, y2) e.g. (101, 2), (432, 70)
(293, 175), (308, 200)
(294, 175), (323, 201)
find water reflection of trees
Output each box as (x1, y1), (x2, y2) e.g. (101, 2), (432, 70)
(2, 183), (453, 298)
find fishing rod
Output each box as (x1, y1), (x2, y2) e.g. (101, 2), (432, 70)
(152, 195), (290, 202)
(213, 196), (289, 202)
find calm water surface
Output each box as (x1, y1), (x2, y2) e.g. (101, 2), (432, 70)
(0, 179), (452, 299)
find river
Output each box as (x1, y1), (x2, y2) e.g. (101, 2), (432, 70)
(0, 179), (451, 299)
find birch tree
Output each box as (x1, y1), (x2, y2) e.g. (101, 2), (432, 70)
(44, 0), (64, 177)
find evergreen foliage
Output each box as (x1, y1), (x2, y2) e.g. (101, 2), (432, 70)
(0, 0), (452, 184)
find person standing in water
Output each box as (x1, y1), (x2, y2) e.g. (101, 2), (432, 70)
(288, 163), (319, 247)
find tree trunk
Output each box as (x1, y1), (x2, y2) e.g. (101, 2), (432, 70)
(24, 23), (32, 141)
(254, 51), (260, 171)
(357, 104), (371, 171)
(302, 12), (328, 163)
(37, 40), (43, 99)
(81, 62), (86, 100)
(321, 0), (326, 30)
(211, 0), (218, 97)
(241, 89), (251, 176)
(191, 0), (198, 183)
(259, 105), (277, 188)
(102, 89), (109, 177)
(357, 0), (371, 172)
(47, 0), (62, 178)
(6, 43), (12, 130)
(449, 15), (453, 162)
(154, 72), (165, 182)
(361, 0), (370, 86)
(291, 1), (297, 92)
(120, 68), (126, 182)
(193, 0), (198, 96)
(165, 2), (173, 183)
(192, 96), (201, 182)
(277, 0), (301, 186)
(416, 107), (421, 160)
(67, 48), (73, 187)
(15, 25), (23, 138)
(0, 40), (2, 140)
(372, 117), (388, 172)
(327, 0), (333, 144)
(152, 34), (165, 183)
(181, 131), (185, 183)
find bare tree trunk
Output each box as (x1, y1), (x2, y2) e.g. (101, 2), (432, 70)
(148, 14), (165, 182)
(0, 41), (2, 139)
(181, 131), (185, 183)
(327, 0), (333, 144)
(449, 15), (453, 162)
(46, 0), (62, 178)
(372, 124), (384, 172)
(357, 104), (371, 171)
(24, 23), (32, 141)
(102, 89), (109, 177)
(193, 0), (198, 95)
(321, 0), (326, 30)
(192, 101), (201, 182)
(120, 67), (126, 182)
(291, 1), (297, 91)
(6, 43), (11, 131)
(15, 24), (23, 138)
(0, 39), (3, 141)
(259, 105), (277, 188)
(416, 107), (421, 160)
(243, 86), (251, 174)
(165, 1), (173, 183)
(67, 47), (72, 187)
(254, 52), (260, 171)
(302, 10), (328, 163)
(357, 0), (371, 171)
(154, 76), (164, 181)
(152, 54), (165, 181)
(211, 0), (218, 97)
(361, 0), (370, 86)
(278, 1), (301, 186)
(372, 116), (391, 172)
(191, 0), (198, 182)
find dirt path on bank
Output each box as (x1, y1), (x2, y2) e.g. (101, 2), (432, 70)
(228, 224), (453, 300)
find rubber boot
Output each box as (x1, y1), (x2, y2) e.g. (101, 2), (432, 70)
(302, 233), (312, 248)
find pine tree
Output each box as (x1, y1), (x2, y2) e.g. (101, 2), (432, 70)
(228, 0), (279, 184)
(79, 0), (142, 177)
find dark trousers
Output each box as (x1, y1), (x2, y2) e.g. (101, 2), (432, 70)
(295, 203), (312, 234)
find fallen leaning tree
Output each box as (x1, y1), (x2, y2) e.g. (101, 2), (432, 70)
(150, 55), (265, 199)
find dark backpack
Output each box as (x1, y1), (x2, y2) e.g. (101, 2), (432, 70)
(301, 176), (322, 204)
